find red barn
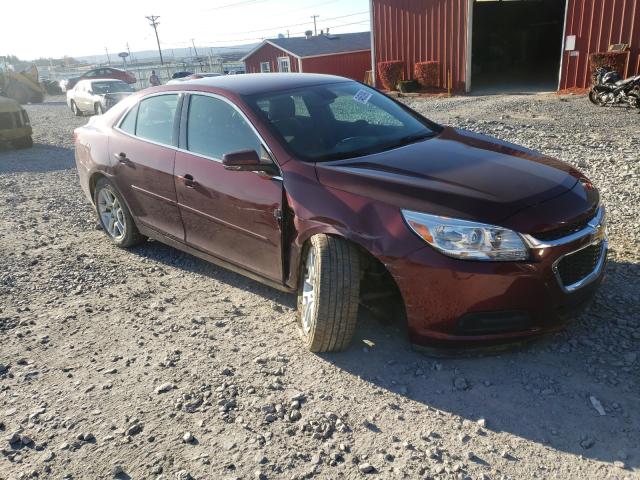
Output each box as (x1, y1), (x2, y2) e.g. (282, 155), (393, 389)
(370, 0), (640, 92)
(241, 32), (372, 82)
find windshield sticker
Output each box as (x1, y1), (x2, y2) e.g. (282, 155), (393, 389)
(353, 89), (373, 105)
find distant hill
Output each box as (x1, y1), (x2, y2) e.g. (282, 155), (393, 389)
(76, 44), (259, 64)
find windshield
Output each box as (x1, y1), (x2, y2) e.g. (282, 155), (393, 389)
(244, 81), (439, 162)
(92, 82), (133, 94)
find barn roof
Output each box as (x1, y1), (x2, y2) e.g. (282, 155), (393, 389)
(241, 32), (371, 61)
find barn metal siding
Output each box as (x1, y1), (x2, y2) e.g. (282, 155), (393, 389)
(243, 43), (300, 74)
(301, 50), (372, 82)
(561, 0), (640, 89)
(371, 0), (469, 91)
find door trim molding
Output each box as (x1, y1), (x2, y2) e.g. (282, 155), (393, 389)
(131, 184), (177, 206)
(137, 224), (293, 292)
(179, 202), (272, 244)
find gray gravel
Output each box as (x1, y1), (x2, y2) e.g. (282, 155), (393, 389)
(0, 94), (639, 479)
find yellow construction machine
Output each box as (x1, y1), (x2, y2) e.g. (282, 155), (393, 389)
(0, 65), (46, 104)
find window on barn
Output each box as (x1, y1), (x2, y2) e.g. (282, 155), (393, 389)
(277, 57), (291, 73)
(260, 62), (271, 73)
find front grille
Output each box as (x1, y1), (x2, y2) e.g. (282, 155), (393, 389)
(534, 216), (591, 241)
(556, 241), (604, 287)
(0, 112), (14, 130)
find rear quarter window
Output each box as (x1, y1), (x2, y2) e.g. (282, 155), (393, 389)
(118, 104), (138, 135)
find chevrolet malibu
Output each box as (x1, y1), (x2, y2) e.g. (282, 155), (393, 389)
(73, 74), (607, 352)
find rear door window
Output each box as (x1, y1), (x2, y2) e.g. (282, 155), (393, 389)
(135, 94), (179, 145)
(186, 94), (261, 159)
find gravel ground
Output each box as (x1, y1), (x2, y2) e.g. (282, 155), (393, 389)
(0, 93), (638, 480)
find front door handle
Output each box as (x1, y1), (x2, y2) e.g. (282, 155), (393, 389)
(178, 173), (197, 188)
(114, 152), (131, 164)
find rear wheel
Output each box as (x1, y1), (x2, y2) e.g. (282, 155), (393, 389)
(12, 136), (33, 149)
(71, 101), (81, 116)
(297, 235), (360, 352)
(94, 178), (146, 248)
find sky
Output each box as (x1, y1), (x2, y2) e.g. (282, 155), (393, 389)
(3, 0), (371, 60)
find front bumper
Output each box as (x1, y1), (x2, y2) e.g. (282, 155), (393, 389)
(385, 210), (608, 348)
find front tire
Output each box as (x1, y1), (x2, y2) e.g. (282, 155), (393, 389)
(297, 235), (360, 352)
(94, 178), (146, 248)
(71, 101), (81, 116)
(588, 89), (606, 106)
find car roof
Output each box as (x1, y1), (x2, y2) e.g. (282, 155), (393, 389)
(83, 79), (126, 85)
(167, 72), (352, 96)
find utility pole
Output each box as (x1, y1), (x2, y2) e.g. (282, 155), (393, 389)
(146, 15), (164, 65)
(126, 42), (134, 63)
(191, 39), (199, 58)
(311, 15), (319, 36)
(105, 47), (111, 65)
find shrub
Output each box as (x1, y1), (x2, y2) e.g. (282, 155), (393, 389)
(589, 52), (627, 84)
(377, 60), (404, 90)
(414, 61), (440, 88)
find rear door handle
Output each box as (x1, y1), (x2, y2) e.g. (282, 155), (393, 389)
(114, 152), (131, 164)
(178, 173), (197, 188)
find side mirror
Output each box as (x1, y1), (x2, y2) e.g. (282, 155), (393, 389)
(222, 149), (278, 176)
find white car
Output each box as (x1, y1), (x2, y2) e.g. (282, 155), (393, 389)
(66, 79), (134, 116)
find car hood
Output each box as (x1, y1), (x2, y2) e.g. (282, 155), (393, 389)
(100, 92), (133, 100)
(315, 127), (584, 226)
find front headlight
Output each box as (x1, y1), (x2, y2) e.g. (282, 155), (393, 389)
(402, 210), (529, 261)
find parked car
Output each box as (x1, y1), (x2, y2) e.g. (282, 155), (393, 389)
(73, 74), (607, 352)
(67, 79), (134, 116)
(171, 71), (193, 79)
(61, 67), (136, 92)
(0, 95), (32, 148)
(166, 72), (223, 85)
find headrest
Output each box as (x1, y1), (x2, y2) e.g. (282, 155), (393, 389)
(268, 96), (295, 122)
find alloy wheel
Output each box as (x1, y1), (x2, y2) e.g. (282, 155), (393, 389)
(97, 188), (126, 241)
(300, 247), (317, 334)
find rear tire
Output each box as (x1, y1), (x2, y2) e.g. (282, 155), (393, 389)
(297, 235), (360, 352)
(94, 177), (146, 248)
(12, 136), (33, 149)
(71, 101), (81, 116)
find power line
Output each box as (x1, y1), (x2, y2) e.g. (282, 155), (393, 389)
(159, 20), (370, 49)
(146, 15), (164, 65)
(198, 11), (369, 38)
(288, 0), (339, 14)
(202, 0), (269, 12)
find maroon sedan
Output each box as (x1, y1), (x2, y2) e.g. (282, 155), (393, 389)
(73, 74), (607, 352)
(64, 67), (137, 91)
